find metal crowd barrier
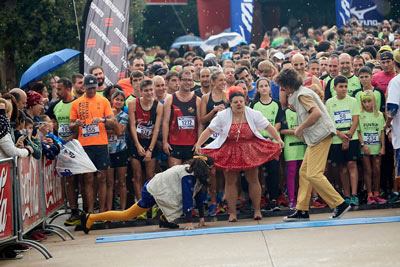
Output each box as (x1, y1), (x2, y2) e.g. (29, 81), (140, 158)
(0, 155), (74, 260)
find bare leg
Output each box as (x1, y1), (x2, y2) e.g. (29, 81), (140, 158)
(105, 168), (115, 211)
(65, 175), (78, 210)
(168, 157), (182, 168)
(224, 170), (239, 221)
(97, 170), (107, 212)
(132, 158), (143, 200)
(339, 163), (351, 198)
(347, 161), (359, 196)
(372, 156), (382, 195)
(116, 166), (128, 210)
(145, 158), (157, 181)
(84, 173), (94, 213)
(363, 156), (372, 194)
(244, 167), (262, 218)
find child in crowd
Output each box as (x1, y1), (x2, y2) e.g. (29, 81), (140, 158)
(22, 118), (42, 159)
(250, 78), (284, 211)
(326, 76), (360, 206)
(106, 90), (129, 211)
(38, 115), (60, 160)
(280, 106), (306, 209)
(357, 91), (387, 204)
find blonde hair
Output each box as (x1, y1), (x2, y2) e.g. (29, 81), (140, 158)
(0, 98), (12, 114)
(360, 90), (379, 117)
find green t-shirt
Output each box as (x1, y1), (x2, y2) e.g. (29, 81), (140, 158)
(281, 108), (307, 161)
(352, 88), (386, 113)
(326, 95), (360, 144)
(358, 111), (385, 155)
(327, 75), (361, 99)
(96, 90), (104, 97)
(53, 99), (75, 140)
(271, 37), (285, 47)
(125, 94), (136, 107)
(251, 99), (283, 141)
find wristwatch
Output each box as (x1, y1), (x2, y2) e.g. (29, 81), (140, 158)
(149, 147), (153, 152)
(103, 117), (107, 123)
(360, 142), (365, 147)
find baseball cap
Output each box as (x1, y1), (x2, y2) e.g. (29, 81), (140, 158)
(149, 64), (162, 74)
(380, 51), (393, 61)
(155, 68), (168, 76)
(393, 49), (400, 64)
(378, 45), (392, 54)
(84, 74), (98, 89)
(272, 52), (285, 60)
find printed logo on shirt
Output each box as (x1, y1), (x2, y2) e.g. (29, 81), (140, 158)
(334, 110), (351, 124)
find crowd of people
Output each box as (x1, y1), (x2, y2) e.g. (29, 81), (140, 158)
(2, 18), (400, 259)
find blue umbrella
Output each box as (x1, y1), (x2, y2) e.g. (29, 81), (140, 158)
(171, 35), (203, 49)
(19, 48), (81, 88)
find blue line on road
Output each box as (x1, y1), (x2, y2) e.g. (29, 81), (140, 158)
(95, 216), (400, 244)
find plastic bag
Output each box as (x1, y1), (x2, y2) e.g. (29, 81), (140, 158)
(56, 139), (97, 176)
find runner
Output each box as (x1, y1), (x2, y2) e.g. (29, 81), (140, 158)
(194, 68), (211, 98)
(89, 65), (106, 97)
(69, 74), (116, 213)
(71, 73), (85, 98)
(124, 70), (144, 107)
(234, 66), (256, 100)
(371, 51), (395, 95)
(162, 70), (202, 167)
(338, 53), (361, 97)
(165, 70), (179, 94)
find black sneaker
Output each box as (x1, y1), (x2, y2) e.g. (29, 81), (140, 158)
(330, 201), (351, 219)
(80, 213), (91, 234)
(9, 244), (30, 253)
(159, 215), (179, 229)
(271, 200), (281, 211)
(283, 210), (310, 222)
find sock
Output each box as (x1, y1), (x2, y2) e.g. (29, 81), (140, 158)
(86, 203), (149, 229)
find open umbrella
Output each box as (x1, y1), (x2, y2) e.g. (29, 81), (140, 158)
(171, 35), (203, 49)
(19, 48), (81, 88)
(200, 32), (245, 52)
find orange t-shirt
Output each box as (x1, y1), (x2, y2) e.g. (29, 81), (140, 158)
(117, 78), (133, 98)
(70, 94), (113, 146)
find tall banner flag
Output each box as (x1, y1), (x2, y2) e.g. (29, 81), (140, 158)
(80, 0), (130, 85)
(336, 0), (351, 28)
(336, 0), (382, 28)
(230, 0), (253, 44)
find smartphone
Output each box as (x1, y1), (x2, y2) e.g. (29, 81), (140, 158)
(32, 126), (38, 137)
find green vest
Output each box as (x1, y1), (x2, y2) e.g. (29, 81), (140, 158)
(54, 100), (75, 139)
(125, 94), (136, 107)
(282, 108), (306, 161)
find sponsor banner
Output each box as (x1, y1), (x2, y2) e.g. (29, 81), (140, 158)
(0, 162), (12, 240)
(18, 157), (42, 231)
(231, 0), (253, 44)
(42, 158), (64, 216)
(336, 0), (382, 27)
(147, 0), (187, 4)
(350, 0), (382, 26)
(83, 0), (131, 85)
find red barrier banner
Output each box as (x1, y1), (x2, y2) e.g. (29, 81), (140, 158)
(42, 158), (64, 216)
(18, 157), (42, 230)
(0, 161), (12, 240)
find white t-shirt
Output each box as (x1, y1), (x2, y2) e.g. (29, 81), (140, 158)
(387, 74), (400, 149)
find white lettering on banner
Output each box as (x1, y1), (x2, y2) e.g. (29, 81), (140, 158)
(96, 48), (119, 73)
(90, 2), (104, 17)
(241, 1), (253, 33)
(104, 76), (113, 86)
(114, 27), (128, 48)
(121, 56), (128, 69)
(20, 158), (39, 220)
(102, 0), (126, 22)
(339, 0), (351, 25)
(43, 161), (62, 209)
(0, 166), (8, 233)
(350, 5), (378, 26)
(84, 54), (94, 67)
(89, 21), (111, 45)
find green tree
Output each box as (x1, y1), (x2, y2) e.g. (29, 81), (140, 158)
(0, 0), (85, 90)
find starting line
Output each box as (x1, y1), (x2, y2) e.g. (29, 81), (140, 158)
(95, 216), (400, 244)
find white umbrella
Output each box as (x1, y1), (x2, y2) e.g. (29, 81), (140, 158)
(200, 32), (245, 52)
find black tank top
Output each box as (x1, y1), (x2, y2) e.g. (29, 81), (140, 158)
(205, 92), (227, 128)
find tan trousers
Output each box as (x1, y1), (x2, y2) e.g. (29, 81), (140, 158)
(296, 135), (344, 211)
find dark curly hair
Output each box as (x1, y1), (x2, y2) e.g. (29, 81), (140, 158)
(275, 68), (303, 91)
(186, 155), (214, 186)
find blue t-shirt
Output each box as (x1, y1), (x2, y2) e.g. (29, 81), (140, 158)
(108, 110), (129, 154)
(271, 81), (280, 101)
(248, 82), (257, 100)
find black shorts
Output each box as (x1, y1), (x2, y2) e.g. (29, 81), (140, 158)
(83, 145), (110, 171)
(131, 138), (157, 161)
(328, 140), (360, 164)
(110, 150), (129, 168)
(170, 144), (194, 161)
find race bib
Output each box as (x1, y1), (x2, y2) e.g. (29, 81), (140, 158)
(108, 134), (118, 144)
(364, 132), (379, 145)
(334, 110), (351, 124)
(211, 132), (219, 139)
(177, 116), (195, 130)
(82, 124), (100, 137)
(58, 123), (73, 137)
(137, 124), (153, 137)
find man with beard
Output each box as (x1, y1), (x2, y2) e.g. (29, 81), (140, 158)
(372, 51), (395, 95)
(194, 68), (211, 98)
(90, 65), (106, 97)
(337, 53), (361, 97)
(224, 66), (236, 88)
(72, 73), (85, 98)
(192, 56), (204, 86)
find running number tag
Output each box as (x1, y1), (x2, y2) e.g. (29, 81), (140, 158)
(334, 110), (351, 124)
(177, 116), (195, 130)
(137, 124), (153, 137)
(364, 132), (379, 145)
(58, 124), (73, 137)
(108, 134), (118, 144)
(82, 124), (100, 137)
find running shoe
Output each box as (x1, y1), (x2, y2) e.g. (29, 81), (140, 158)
(367, 196), (376, 205)
(64, 214), (81, 226)
(388, 193), (400, 203)
(207, 203), (219, 216)
(330, 202), (351, 219)
(159, 215), (179, 229)
(344, 197), (351, 204)
(137, 212), (147, 220)
(283, 210), (310, 222)
(278, 194), (289, 207)
(271, 200), (281, 211)
(350, 195), (359, 206)
(310, 199), (327, 208)
(288, 201), (297, 210)
(374, 196), (387, 204)
(236, 197), (246, 209)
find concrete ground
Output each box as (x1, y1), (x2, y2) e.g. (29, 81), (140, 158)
(3, 208), (400, 267)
